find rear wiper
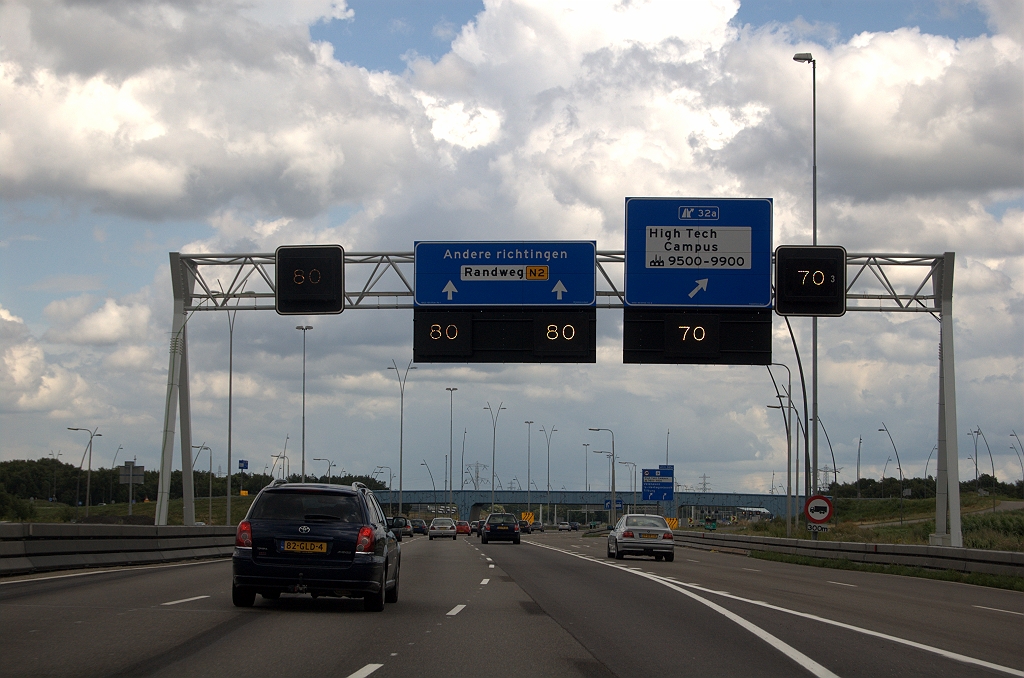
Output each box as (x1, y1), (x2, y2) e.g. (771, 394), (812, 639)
(303, 514), (341, 521)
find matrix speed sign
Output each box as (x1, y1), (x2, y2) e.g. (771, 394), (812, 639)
(804, 495), (834, 524)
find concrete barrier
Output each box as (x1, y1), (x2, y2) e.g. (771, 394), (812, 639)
(0, 523), (235, 576)
(673, 530), (1024, 578)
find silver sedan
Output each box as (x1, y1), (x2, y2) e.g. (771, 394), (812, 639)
(607, 514), (675, 561)
(428, 517), (457, 540)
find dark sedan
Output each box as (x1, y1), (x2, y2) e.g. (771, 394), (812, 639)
(232, 481), (401, 611)
(481, 513), (521, 544)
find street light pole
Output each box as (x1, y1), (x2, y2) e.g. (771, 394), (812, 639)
(767, 362), (793, 535)
(484, 402), (506, 513)
(618, 461), (636, 512)
(794, 51), (819, 494)
(525, 421), (534, 518)
(446, 387), (457, 514)
(313, 457), (335, 483)
(540, 425), (557, 521)
(973, 426), (996, 512)
(879, 423), (905, 524)
(421, 460), (437, 519)
(590, 428), (616, 525)
(68, 427), (101, 517)
(109, 445), (122, 505)
(582, 442), (590, 525)
(388, 359), (416, 517)
(295, 325), (313, 482)
(50, 450), (62, 503)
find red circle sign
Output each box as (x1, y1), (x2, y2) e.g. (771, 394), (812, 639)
(804, 495), (834, 524)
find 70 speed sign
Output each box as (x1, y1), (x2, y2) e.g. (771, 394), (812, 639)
(804, 495), (834, 524)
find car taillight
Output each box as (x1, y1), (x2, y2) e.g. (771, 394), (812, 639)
(663, 532), (673, 539)
(430, 525), (436, 530)
(514, 524), (520, 532)
(622, 530), (634, 538)
(235, 520), (252, 547)
(356, 526), (375, 553)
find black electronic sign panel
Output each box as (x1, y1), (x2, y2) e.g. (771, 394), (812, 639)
(774, 245), (847, 317)
(623, 307), (772, 365)
(275, 245), (345, 315)
(414, 308), (595, 363)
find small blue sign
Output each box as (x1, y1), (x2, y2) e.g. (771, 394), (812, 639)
(642, 467), (674, 501)
(625, 198), (772, 307)
(604, 498), (624, 510)
(415, 241), (596, 306)
(238, 460), (248, 470)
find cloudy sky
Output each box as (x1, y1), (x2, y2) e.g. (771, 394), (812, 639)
(1, 0), (1021, 499)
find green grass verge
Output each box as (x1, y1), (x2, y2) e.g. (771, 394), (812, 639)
(749, 549), (1024, 592)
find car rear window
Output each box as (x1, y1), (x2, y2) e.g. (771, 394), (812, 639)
(432, 519), (454, 526)
(488, 514), (517, 524)
(250, 491), (365, 522)
(625, 516), (669, 528)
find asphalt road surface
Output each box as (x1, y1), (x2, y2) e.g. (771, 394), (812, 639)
(1, 531), (1021, 677)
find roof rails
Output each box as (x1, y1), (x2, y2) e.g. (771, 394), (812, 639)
(351, 481), (367, 491)
(270, 478), (288, 487)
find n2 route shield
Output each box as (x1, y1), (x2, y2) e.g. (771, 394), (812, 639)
(624, 198), (772, 307)
(414, 241), (596, 307)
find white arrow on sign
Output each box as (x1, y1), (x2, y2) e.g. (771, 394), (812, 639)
(552, 280), (567, 300)
(688, 278), (708, 298)
(442, 280), (458, 300)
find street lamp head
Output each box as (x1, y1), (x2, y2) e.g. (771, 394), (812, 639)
(878, 428), (885, 432)
(295, 325), (312, 331)
(793, 52), (813, 63)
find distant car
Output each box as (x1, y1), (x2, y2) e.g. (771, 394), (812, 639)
(481, 513), (521, 544)
(518, 520), (532, 534)
(569, 521), (580, 531)
(531, 521), (545, 533)
(429, 517), (457, 540)
(607, 514), (674, 561)
(470, 520), (481, 536)
(558, 522), (571, 531)
(455, 521), (471, 535)
(411, 518), (428, 535)
(232, 481), (400, 611)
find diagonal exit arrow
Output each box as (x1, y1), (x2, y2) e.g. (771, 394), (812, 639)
(552, 280), (568, 300)
(688, 278), (708, 298)
(442, 280), (458, 300)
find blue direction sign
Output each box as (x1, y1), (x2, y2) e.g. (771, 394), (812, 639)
(604, 498), (624, 510)
(415, 241), (596, 306)
(642, 466), (674, 501)
(625, 198), (772, 307)
(238, 460), (248, 470)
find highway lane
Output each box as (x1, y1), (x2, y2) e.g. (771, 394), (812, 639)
(496, 531), (1023, 677)
(0, 534), (609, 678)
(1, 530), (1021, 677)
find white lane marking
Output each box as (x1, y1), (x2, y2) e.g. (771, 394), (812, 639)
(525, 541), (1024, 678)
(0, 558), (225, 586)
(827, 581), (857, 588)
(973, 605), (1024, 617)
(488, 564), (494, 569)
(742, 568), (761, 572)
(160, 595), (210, 606)
(686, 559), (700, 563)
(480, 579), (490, 585)
(485, 557), (493, 561)
(345, 664), (383, 678)
(447, 604), (466, 616)
(524, 541), (836, 677)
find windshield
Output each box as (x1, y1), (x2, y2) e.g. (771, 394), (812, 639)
(625, 516), (669, 528)
(250, 490), (364, 522)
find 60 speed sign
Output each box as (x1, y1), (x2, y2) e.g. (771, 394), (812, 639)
(804, 495), (834, 524)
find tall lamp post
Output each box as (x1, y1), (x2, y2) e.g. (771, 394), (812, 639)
(109, 445), (122, 505)
(313, 457), (335, 484)
(767, 362), (793, 536)
(793, 51), (820, 494)
(618, 461), (637, 513)
(388, 359), (416, 516)
(446, 387), (457, 513)
(484, 402), (506, 513)
(192, 443), (213, 525)
(879, 423), (905, 525)
(540, 425), (557, 521)
(295, 325), (313, 481)
(525, 421), (534, 518)
(973, 426), (996, 512)
(68, 427), (100, 517)
(50, 450), (62, 503)
(590, 428), (616, 526)
(1012, 431), (1024, 499)
(582, 443), (590, 525)
(421, 460), (437, 519)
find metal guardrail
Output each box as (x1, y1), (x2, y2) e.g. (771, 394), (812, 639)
(0, 523), (234, 576)
(673, 531), (1024, 577)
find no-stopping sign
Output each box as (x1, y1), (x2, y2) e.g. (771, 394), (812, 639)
(804, 495), (834, 524)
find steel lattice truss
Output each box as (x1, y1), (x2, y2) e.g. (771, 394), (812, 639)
(178, 251), (944, 314)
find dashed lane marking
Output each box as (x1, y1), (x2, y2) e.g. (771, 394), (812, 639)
(160, 595), (210, 606)
(827, 581), (857, 588)
(481, 579), (490, 585)
(447, 604), (466, 616)
(345, 664), (383, 678)
(488, 564), (494, 569)
(742, 568), (761, 573)
(973, 605), (1024, 617)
